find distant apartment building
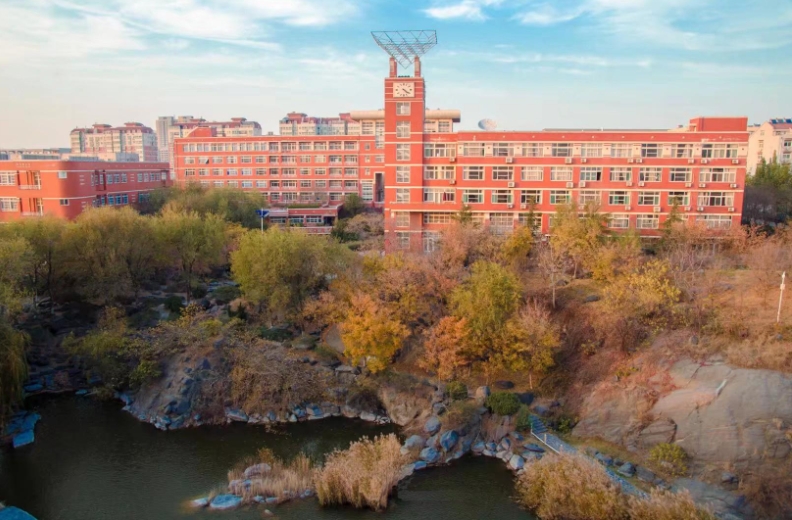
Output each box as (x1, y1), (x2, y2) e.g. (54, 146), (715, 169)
(747, 118), (792, 174)
(70, 123), (159, 162)
(279, 113), (360, 136)
(0, 160), (170, 220)
(172, 56), (747, 247)
(0, 148), (70, 161)
(156, 116), (262, 163)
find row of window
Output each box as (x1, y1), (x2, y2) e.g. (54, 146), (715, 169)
(183, 154), (383, 165)
(394, 188), (736, 207)
(182, 141), (361, 153)
(188, 179), (359, 189)
(455, 143), (740, 159)
(183, 168), (360, 177)
(191, 185), (359, 203)
(93, 172), (166, 185)
(396, 166), (739, 183)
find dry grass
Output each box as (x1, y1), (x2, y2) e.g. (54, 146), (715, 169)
(739, 462), (792, 520)
(227, 448), (314, 504)
(628, 489), (715, 520)
(314, 434), (406, 511)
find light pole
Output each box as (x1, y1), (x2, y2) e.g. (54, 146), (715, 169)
(256, 208), (268, 233)
(777, 271), (786, 325)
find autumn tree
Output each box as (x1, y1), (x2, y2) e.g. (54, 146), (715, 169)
(492, 302), (559, 388)
(0, 320), (28, 430)
(421, 316), (468, 380)
(551, 201), (609, 278)
(6, 216), (67, 307)
(156, 209), (227, 301)
(150, 184), (266, 228)
(341, 292), (409, 373)
(0, 234), (31, 316)
(499, 224), (535, 271)
(536, 240), (568, 308)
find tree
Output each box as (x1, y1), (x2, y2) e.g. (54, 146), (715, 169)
(156, 209), (227, 301)
(152, 184), (266, 228)
(745, 158), (792, 223)
(340, 292), (409, 373)
(232, 227), (352, 318)
(0, 320), (28, 430)
(536, 240), (568, 308)
(342, 193), (365, 217)
(450, 261), (522, 361)
(551, 201), (609, 278)
(0, 235), (31, 316)
(6, 216), (67, 308)
(491, 302), (559, 387)
(499, 224), (535, 271)
(421, 316), (468, 380)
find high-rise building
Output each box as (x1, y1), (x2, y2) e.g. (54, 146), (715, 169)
(0, 159), (170, 220)
(156, 116), (262, 164)
(747, 118), (792, 174)
(70, 122), (159, 162)
(172, 43), (748, 249)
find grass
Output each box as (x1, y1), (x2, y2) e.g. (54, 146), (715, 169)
(314, 434), (406, 511)
(227, 448), (314, 504)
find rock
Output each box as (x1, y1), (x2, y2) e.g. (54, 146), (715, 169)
(672, 478), (751, 519)
(341, 405), (360, 418)
(293, 334), (317, 351)
(482, 449), (495, 457)
(432, 402), (446, 415)
(472, 441), (486, 454)
(440, 430), (459, 451)
(263, 510), (274, 517)
(197, 358), (211, 370)
(225, 408), (248, 422)
(209, 494), (242, 510)
(265, 497), (278, 504)
(617, 462), (635, 477)
(594, 452), (613, 466)
(23, 383), (43, 393)
(521, 450), (542, 461)
(485, 442), (498, 452)
(509, 432), (524, 442)
(637, 418), (677, 449)
(335, 364), (357, 373)
(359, 411), (377, 422)
(635, 466), (656, 483)
(498, 437), (512, 452)
(244, 463), (272, 479)
(424, 416), (441, 434)
(12, 430), (35, 448)
(689, 335), (699, 345)
(721, 472), (738, 484)
(0, 507), (38, 520)
(584, 294), (601, 303)
(534, 405), (551, 417)
(404, 435), (425, 450)
(515, 392), (534, 405)
(414, 460), (427, 470)
(523, 443), (545, 453)
(420, 446), (440, 464)
(75, 389), (88, 396)
(494, 380), (515, 390)
(474, 386), (491, 405)
(190, 497), (209, 508)
(508, 454), (525, 470)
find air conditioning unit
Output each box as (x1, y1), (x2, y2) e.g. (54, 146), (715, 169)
(579, 181), (587, 188)
(627, 158), (635, 163)
(507, 204), (514, 209)
(732, 159), (739, 164)
(697, 206), (705, 212)
(449, 157), (456, 163)
(699, 183), (707, 188)
(507, 181), (515, 188)
(730, 183), (738, 188)
(581, 158), (588, 163)
(520, 203), (528, 210)
(688, 159), (695, 164)
(626, 181), (633, 187)
(684, 206), (692, 212)
(449, 179), (456, 185)
(624, 205), (631, 211)
(636, 158), (643, 164)
(638, 181), (645, 187)
(564, 157), (573, 164)
(728, 207), (735, 212)
(685, 182), (692, 188)
(653, 206), (662, 213)
(506, 157), (514, 163)
(701, 159), (709, 164)
(566, 181), (574, 188)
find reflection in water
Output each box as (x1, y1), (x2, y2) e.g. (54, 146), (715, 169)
(0, 397), (533, 520)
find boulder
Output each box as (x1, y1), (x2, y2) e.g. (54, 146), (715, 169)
(424, 416), (441, 434)
(594, 452), (613, 466)
(404, 435), (425, 450)
(721, 472), (738, 484)
(439, 430), (459, 452)
(617, 462), (635, 477)
(190, 497), (209, 508)
(533, 405), (551, 417)
(414, 460), (427, 470)
(209, 494), (242, 510)
(225, 408), (248, 422)
(12, 430), (35, 448)
(0, 507), (38, 520)
(472, 441), (486, 454)
(508, 454), (525, 471)
(474, 386), (491, 405)
(359, 411), (377, 422)
(419, 446), (440, 464)
(635, 466), (656, 483)
(377, 380), (435, 427)
(672, 478), (752, 519)
(637, 418), (677, 449)
(244, 463), (272, 479)
(515, 392), (534, 405)
(494, 380), (515, 390)
(523, 443), (545, 453)
(498, 437), (512, 452)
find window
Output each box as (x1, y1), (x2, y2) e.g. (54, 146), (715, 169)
(453, 165), (482, 182)
(344, 180), (357, 189)
(581, 144), (603, 157)
(636, 214), (659, 229)
(698, 192), (734, 207)
(424, 166), (454, 180)
(423, 213), (453, 224)
(672, 144), (694, 158)
(314, 142), (326, 151)
(439, 121), (451, 133)
(610, 144), (631, 158)
(518, 213), (542, 232)
(255, 156), (266, 163)
(609, 214), (630, 229)
(696, 215), (732, 229)
(394, 212), (410, 227)
(396, 102), (411, 115)
(300, 155), (311, 163)
(241, 156), (252, 163)
(396, 166), (410, 183)
(639, 167), (662, 182)
(256, 180), (267, 188)
(396, 121), (410, 138)
(270, 180), (280, 188)
(227, 180), (238, 188)
(493, 143), (514, 157)
(185, 157), (196, 165)
(641, 144), (660, 158)
(521, 143), (543, 157)
(184, 169), (196, 177)
(255, 168), (267, 176)
(699, 168), (736, 183)
(269, 156), (279, 164)
(227, 156), (237, 164)
(329, 168), (342, 176)
(344, 168), (357, 176)
(491, 190), (513, 204)
(609, 191), (630, 205)
(1, 197), (20, 211)
(315, 180), (327, 188)
(396, 144), (410, 161)
(521, 190), (541, 205)
(609, 167), (632, 182)
(395, 188), (410, 203)
(461, 143), (485, 157)
(58, 171), (68, 179)
(329, 180), (342, 189)
(396, 232), (410, 250)
(423, 188), (455, 203)
(241, 181), (253, 188)
(578, 190), (600, 206)
(241, 168), (253, 176)
(423, 232), (441, 253)
(492, 166), (514, 181)
(424, 143), (455, 158)
(551, 143), (572, 157)
(462, 189), (483, 204)
(669, 168), (691, 182)
(580, 167), (602, 181)
(638, 192), (660, 206)
(550, 167), (573, 181)
(489, 213), (514, 235)
(375, 155), (384, 163)
(226, 168), (237, 176)
(521, 167), (543, 181)
(282, 168), (296, 176)
(702, 144), (738, 159)
(668, 192), (689, 206)
(300, 180), (312, 188)
(549, 190), (570, 205)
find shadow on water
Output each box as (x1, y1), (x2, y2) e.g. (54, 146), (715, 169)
(0, 396), (534, 520)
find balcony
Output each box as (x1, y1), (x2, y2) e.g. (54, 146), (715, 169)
(18, 184), (42, 190)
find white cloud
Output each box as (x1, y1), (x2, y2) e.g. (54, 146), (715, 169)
(424, 0), (503, 20)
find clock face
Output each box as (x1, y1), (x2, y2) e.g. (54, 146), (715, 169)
(393, 82), (414, 98)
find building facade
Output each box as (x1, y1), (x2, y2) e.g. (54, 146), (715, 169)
(156, 116), (262, 163)
(747, 118), (792, 174)
(70, 123), (159, 162)
(0, 160), (170, 220)
(173, 57), (748, 249)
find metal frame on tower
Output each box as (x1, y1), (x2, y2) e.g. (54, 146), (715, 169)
(371, 30), (438, 68)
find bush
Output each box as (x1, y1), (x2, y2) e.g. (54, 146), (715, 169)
(648, 443), (688, 476)
(739, 463), (792, 520)
(212, 285), (241, 304)
(226, 448), (314, 504)
(441, 401), (480, 430)
(628, 489), (715, 520)
(259, 327), (293, 342)
(485, 391), (520, 416)
(515, 404), (531, 431)
(129, 359), (162, 387)
(446, 381), (468, 401)
(164, 295), (185, 314)
(315, 434), (406, 511)
(191, 284), (208, 299)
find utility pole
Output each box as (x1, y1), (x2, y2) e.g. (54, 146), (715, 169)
(777, 271), (786, 324)
(260, 208), (265, 233)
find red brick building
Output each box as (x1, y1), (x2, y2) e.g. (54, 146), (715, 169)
(173, 56), (748, 248)
(0, 160), (170, 220)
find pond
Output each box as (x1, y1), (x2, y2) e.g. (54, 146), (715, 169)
(0, 397), (534, 520)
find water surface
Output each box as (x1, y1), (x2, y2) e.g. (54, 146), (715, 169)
(0, 397), (533, 520)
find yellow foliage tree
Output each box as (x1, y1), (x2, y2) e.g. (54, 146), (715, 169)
(421, 316), (469, 380)
(341, 293), (409, 373)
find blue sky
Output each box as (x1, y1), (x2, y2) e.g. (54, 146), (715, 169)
(1, 0), (790, 148)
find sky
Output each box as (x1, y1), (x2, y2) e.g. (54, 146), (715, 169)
(1, 0), (791, 148)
